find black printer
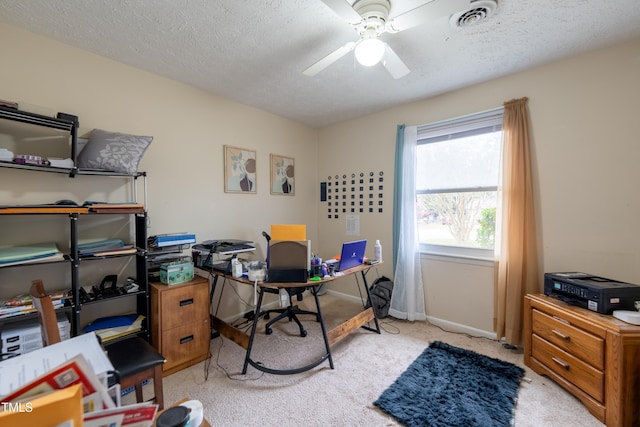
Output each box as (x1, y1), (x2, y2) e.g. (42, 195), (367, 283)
(544, 272), (640, 314)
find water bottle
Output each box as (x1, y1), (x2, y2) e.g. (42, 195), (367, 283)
(374, 240), (382, 262)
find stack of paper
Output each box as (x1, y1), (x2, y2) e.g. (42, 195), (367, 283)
(47, 157), (74, 168)
(78, 239), (136, 258)
(83, 202), (145, 213)
(0, 242), (64, 267)
(0, 333), (158, 426)
(0, 148), (13, 162)
(82, 313), (145, 342)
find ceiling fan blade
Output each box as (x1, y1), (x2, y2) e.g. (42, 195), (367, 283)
(320, 0), (363, 24)
(382, 45), (410, 79)
(303, 41), (356, 76)
(388, 0), (469, 32)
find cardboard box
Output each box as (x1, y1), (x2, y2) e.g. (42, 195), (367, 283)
(160, 261), (194, 285)
(1, 314), (70, 355)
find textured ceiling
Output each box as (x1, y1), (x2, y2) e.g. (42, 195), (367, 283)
(1, 0), (640, 128)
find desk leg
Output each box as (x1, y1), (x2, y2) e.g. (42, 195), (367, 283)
(311, 285), (334, 369)
(242, 287), (265, 375)
(360, 270), (381, 334)
(209, 275), (219, 306)
(242, 285), (334, 375)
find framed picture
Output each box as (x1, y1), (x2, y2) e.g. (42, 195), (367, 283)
(270, 154), (295, 195)
(224, 145), (257, 193)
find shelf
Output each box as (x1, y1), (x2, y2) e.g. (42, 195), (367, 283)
(0, 255), (71, 270)
(78, 289), (147, 306)
(0, 160), (146, 178)
(0, 106), (150, 342)
(0, 206), (88, 214)
(0, 206), (145, 215)
(0, 106), (75, 131)
(0, 160), (74, 175)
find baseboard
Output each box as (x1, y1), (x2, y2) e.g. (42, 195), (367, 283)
(425, 316), (496, 340)
(325, 289), (496, 340)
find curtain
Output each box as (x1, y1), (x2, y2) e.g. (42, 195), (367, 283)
(390, 124), (427, 321)
(495, 97), (539, 346)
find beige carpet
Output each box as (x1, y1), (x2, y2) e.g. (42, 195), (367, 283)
(133, 294), (605, 427)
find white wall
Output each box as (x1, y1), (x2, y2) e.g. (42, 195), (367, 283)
(0, 23), (318, 321)
(318, 36), (640, 336)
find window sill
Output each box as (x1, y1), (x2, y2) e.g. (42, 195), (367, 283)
(420, 246), (495, 267)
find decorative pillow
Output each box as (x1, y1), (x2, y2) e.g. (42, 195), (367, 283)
(77, 128), (152, 175)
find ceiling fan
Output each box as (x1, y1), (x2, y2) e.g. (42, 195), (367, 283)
(304, 0), (470, 79)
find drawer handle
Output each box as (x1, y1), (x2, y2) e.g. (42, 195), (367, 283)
(552, 315), (570, 325)
(180, 335), (194, 344)
(551, 356), (570, 370)
(179, 298), (194, 306)
(551, 329), (571, 342)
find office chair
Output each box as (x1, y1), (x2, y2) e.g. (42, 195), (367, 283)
(260, 232), (318, 337)
(30, 280), (166, 409)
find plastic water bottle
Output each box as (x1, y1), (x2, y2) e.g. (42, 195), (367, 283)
(374, 240), (382, 262)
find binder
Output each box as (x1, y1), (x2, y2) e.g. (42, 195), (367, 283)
(270, 224), (306, 241)
(148, 233), (196, 247)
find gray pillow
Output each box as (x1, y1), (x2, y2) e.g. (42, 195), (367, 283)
(77, 128), (152, 175)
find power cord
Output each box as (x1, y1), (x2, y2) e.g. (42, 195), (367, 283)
(205, 335), (264, 381)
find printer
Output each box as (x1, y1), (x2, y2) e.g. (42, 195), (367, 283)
(544, 272), (640, 314)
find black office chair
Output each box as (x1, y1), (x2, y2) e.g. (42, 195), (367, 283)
(260, 232), (318, 337)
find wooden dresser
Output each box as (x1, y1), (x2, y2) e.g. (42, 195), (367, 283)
(150, 277), (210, 376)
(524, 294), (640, 426)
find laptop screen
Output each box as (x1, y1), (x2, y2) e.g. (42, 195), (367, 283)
(337, 240), (367, 271)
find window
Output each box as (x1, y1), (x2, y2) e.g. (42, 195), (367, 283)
(415, 108), (503, 259)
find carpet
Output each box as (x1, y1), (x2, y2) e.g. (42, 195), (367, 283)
(373, 340), (525, 427)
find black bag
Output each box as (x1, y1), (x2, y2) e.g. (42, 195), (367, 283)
(367, 276), (394, 319)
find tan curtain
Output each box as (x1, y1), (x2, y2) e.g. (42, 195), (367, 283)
(495, 97), (539, 346)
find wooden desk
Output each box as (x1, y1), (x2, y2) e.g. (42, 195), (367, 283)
(206, 263), (381, 375)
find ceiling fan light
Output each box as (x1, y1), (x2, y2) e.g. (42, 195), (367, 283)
(355, 38), (385, 67)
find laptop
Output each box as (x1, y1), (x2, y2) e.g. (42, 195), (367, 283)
(336, 240), (367, 271)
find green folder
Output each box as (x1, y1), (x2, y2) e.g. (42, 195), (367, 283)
(0, 242), (60, 264)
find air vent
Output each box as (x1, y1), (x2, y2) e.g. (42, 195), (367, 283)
(450, 0), (497, 28)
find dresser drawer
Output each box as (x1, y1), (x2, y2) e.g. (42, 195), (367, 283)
(531, 334), (604, 402)
(532, 308), (604, 369)
(159, 283), (209, 330)
(161, 318), (210, 372)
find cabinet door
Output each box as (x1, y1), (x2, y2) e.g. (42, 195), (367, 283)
(161, 319), (210, 372)
(159, 283), (209, 330)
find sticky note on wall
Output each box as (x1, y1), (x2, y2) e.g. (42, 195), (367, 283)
(271, 224), (306, 241)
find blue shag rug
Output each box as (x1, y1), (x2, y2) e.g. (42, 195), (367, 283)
(374, 341), (525, 427)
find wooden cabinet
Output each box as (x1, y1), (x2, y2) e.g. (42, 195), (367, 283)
(150, 277), (210, 375)
(524, 294), (640, 426)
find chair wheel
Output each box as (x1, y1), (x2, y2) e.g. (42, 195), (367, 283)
(266, 328), (273, 335)
(300, 330), (307, 337)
